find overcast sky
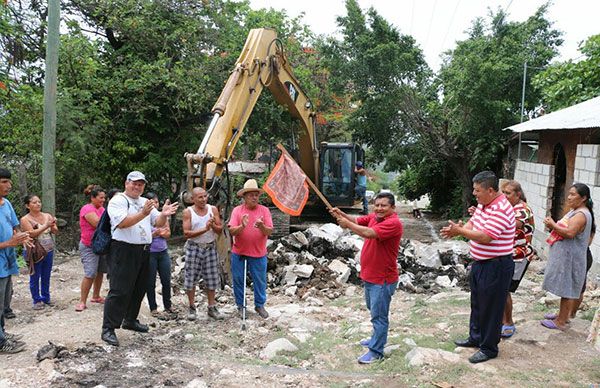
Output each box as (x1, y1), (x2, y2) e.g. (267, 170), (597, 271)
(247, 0), (600, 71)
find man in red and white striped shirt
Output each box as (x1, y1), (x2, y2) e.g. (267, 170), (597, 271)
(441, 171), (515, 364)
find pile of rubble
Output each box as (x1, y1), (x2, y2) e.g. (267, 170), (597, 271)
(168, 223), (473, 298)
(397, 239), (472, 293)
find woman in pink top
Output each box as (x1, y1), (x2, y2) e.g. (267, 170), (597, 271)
(76, 185), (107, 312)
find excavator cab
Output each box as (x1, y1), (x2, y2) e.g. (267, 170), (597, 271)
(319, 142), (364, 208)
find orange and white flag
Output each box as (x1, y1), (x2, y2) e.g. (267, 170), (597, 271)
(264, 153), (309, 216)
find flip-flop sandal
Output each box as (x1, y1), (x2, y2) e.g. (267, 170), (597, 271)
(540, 319), (565, 331)
(90, 297), (105, 304)
(75, 303), (87, 312)
(544, 312), (558, 320)
(501, 325), (516, 338)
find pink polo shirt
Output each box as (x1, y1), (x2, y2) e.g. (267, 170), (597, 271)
(229, 204), (273, 257)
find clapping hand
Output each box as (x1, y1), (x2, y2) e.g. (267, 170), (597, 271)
(254, 216), (265, 229)
(241, 214), (249, 227)
(206, 215), (215, 231)
(161, 199), (179, 216)
(467, 206), (476, 216)
(10, 231), (32, 248)
(142, 200), (155, 215)
(440, 220), (463, 239)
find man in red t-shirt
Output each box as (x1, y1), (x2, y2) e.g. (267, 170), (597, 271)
(330, 192), (403, 364)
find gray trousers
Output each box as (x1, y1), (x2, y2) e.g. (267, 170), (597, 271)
(0, 276), (10, 344)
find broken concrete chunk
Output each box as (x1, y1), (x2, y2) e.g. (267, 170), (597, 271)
(281, 231), (309, 251)
(319, 223), (344, 239)
(292, 264), (314, 278)
(285, 286), (298, 297)
(328, 259), (351, 283)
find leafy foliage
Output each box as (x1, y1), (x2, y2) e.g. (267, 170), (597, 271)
(533, 34), (600, 111)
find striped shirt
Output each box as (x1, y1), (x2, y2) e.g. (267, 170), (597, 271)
(468, 194), (516, 260)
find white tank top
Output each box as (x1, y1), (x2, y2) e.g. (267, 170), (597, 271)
(190, 205), (216, 243)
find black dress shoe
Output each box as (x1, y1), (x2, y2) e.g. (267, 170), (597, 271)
(468, 350), (494, 364)
(101, 328), (119, 346)
(454, 338), (479, 348)
(122, 320), (149, 333)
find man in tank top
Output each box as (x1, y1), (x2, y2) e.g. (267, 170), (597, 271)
(182, 187), (223, 320)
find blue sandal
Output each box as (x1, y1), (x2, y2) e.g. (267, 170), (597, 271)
(501, 324), (516, 338)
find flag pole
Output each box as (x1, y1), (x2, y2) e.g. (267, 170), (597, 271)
(275, 143), (333, 210)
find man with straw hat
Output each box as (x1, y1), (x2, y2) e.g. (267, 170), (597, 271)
(228, 179), (273, 320)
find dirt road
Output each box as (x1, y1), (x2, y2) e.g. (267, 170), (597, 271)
(1, 211), (598, 387)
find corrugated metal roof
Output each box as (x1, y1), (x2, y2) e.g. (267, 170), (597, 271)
(507, 95), (600, 133)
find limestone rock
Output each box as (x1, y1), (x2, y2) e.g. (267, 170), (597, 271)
(284, 286), (297, 297)
(405, 347), (460, 367)
(403, 338), (417, 348)
(435, 275), (453, 288)
(185, 378), (208, 388)
(260, 338), (298, 360)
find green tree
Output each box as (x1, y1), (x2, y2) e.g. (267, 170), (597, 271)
(395, 6), (562, 215)
(319, 0), (431, 164)
(533, 34), (600, 111)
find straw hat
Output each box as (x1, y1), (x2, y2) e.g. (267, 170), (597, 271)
(237, 179), (265, 197)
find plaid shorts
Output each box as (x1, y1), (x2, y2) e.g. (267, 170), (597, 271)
(184, 240), (220, 290)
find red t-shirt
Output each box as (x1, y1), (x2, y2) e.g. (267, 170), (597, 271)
(357, 213), (403, 284)
(228, 204), (273, 257)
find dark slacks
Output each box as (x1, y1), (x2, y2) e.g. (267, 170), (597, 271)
(468, 255), (514, 357)
(103, 240), (149, 330)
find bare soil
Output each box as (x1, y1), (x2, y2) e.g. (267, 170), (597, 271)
(1, 210), (599, 387)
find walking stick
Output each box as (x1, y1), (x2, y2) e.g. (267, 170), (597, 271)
(241, 257), (248, 331)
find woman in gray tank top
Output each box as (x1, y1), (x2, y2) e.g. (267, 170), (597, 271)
(541, 183), (595, 331)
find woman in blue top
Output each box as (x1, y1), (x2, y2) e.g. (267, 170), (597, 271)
(145, 193), (174, 316)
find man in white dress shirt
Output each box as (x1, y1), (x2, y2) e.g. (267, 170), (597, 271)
(101, 171), (178, 346)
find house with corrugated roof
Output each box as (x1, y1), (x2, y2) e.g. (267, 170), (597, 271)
(507, 95), (600, 277)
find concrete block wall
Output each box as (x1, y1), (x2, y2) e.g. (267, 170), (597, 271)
(514, 160), (555, 259)
(574, 144), (600, 186)
(574, 144), (600, 280)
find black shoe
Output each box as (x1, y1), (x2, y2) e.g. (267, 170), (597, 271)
(254, 306), (269, 319)
(468, 350), (494, 364)
(454, 338), (479, 348)
(122, 320), (149, 333)
(4, 311), (16, 319)
(101, 328), (119, 346)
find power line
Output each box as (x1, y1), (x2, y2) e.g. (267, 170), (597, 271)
(440, 0), (461, 53)
(410, 0), (415, 36)
(424, 0), (438, 50)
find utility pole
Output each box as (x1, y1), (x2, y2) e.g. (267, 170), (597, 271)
(517, 62), (527, 161)
(42, 0), (60, 215)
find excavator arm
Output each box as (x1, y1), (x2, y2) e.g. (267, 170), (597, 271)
(185, 28), (319, 203)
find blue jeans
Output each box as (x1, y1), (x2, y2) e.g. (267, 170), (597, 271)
(0, 276), (10, 345)
(364, 281), (397, 356)
(29, 250), (54, 304)
(146, 249), (172, 311)
(355, 185), (368, 213)
(231, 253), (267, 308)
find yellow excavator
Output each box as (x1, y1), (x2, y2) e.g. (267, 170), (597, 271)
(184, 28), (364, 217)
